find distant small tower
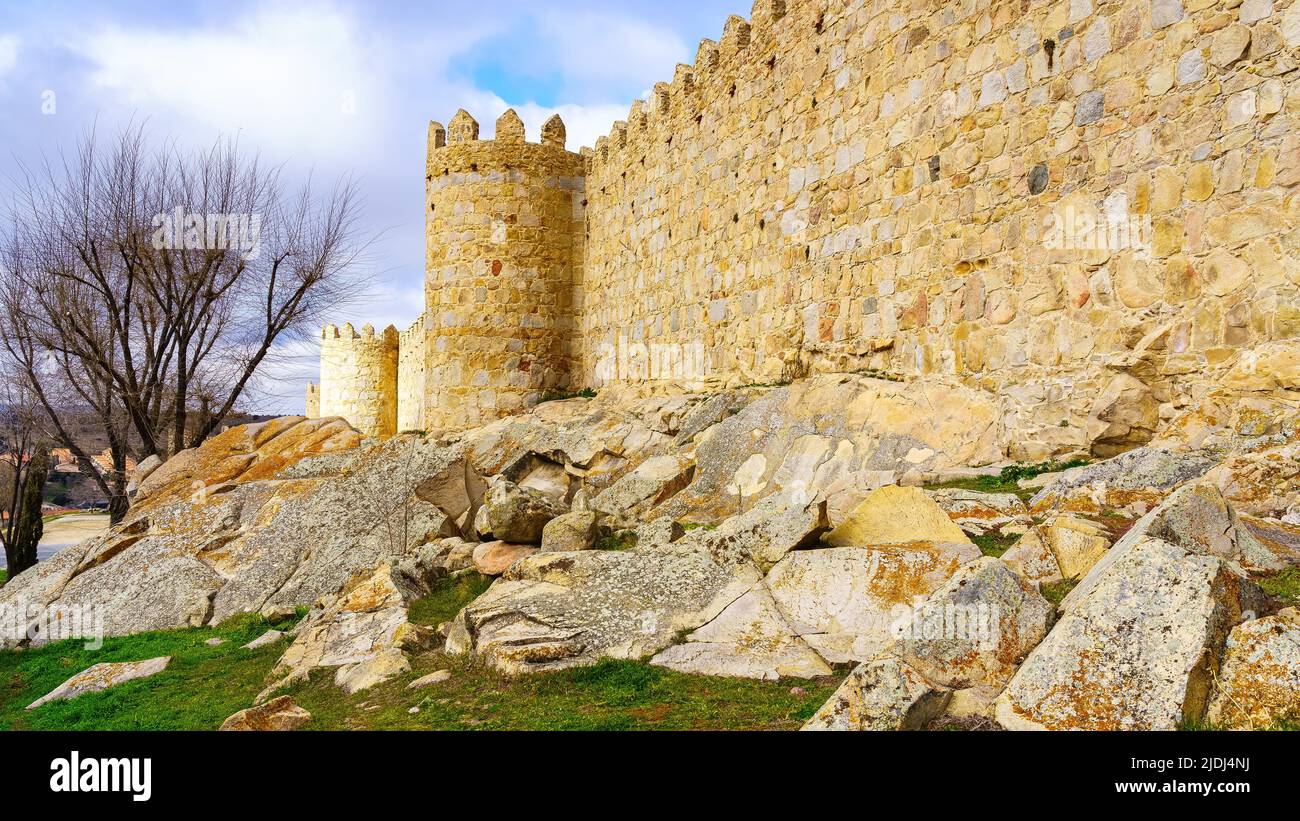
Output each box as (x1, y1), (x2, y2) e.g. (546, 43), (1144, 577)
(304, 382), (320, 419)
(422, 108), (587, 430)
(317, 323), (400, 437)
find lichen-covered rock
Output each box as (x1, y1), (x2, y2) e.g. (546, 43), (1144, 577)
(996, 537), (1270, 731)
(802, 656), (950, 731)
(660, 376), (1004, 522)
(762, 542), (981, 664)
(444, 548), (758, 674)
(27, 657), (171, 710)
(999, 529), (1063, 584)
(651, 582), (833, 680)
(414, 455), (488, 538)
(1205, 610), (1300, 729)
(590, 454), (695, 519)
(826, 485), (972, 547)
(1040, 516), (1110, 579)
(219, 696), (311, 731)
(475, 480), (567, 543)
(674, 495), (830, 570)
(1063, 483), (1281, 613)
(633, 516), (685, 548)
(803, 557), (1052, 728)
(0, 420), (460, 648)
(1241, 516), (1300, 568)
(887, 557), (1055, 690)
(928, 488), (1032, 536)
(1029, 447), (1217, 517)
(260, 564), (436, 701)
(540, 511), (599, 552)
(1201, 443), (1300, 520)
(334, 648), (411, 695)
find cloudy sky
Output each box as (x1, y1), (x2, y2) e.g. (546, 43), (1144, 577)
(0, 0), (748, 413)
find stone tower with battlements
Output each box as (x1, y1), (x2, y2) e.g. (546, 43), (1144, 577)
(310, 109), (586, 436)
(306, 322), (399, 438)
(421, 109), (586, 430)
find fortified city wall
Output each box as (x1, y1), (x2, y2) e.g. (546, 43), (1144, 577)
(314, 0), (1300, 452)
(582, 0), (1300, 455)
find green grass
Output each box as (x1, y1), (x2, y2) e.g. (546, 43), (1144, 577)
(849, 367), (904, 383)
(594, 531), (639, 551)
(408, 572), (494, 627)
(1178, 716), (1300, 732)
(0, 611), (301, 731)
(1040, 576), (1080, 606)
(736, 380), (793, 389)
(538, 388), (598, 404)
(971, 530), (1021, 558)
(276, 654), (840, 731)
(0, 569), (6, 588)
(1259, 567), (1300, 606)
(1, 614), (841, 731)
(926, 459), (1090, 497)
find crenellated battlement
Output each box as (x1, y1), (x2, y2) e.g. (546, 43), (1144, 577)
(584, 0), (811, 178)
(428, 109), (579, 154)
(321, 322), (399, 345)
(313, 320), (399, 437)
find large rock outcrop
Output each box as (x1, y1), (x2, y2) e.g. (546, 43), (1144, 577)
(445, 548), (758, 674)
(261, 563), (438, 700)
(1, 417), (445, 647)
(997, 536), (1270, 731)
(803, 557), (1054, 730)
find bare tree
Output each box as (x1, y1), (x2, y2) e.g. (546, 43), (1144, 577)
(0, 123), (369, 519)
(0, 379), (49, 576)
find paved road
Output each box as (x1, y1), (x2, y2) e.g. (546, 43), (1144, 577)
(0, 513), (110, 568)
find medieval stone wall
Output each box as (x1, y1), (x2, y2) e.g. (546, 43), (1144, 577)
(314, 0), (1298, 452)
(581, 0), (1300, 455)
(398, 317), (428, 432)
(317, 323), (399, 438)
(421, 110), (587, 431)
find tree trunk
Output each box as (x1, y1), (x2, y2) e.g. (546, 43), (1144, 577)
(8, 446), (48, 577)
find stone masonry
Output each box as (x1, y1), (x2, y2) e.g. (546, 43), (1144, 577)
(308, 323), (399, 438)
(313, 0), (1300, 446)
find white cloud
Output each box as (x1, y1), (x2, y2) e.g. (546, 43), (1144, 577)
(73, 5), (382, 157)
(539, 12), (690, 98)
(0, 35), (19, 77)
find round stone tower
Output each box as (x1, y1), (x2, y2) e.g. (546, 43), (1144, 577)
(422, 108), (587, 430)
(318, 322), (399, 438)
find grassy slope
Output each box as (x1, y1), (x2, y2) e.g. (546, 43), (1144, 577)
(1, 575), (843, 731)
(280, 653), (839, 731)
(1, 613), (297, 731)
